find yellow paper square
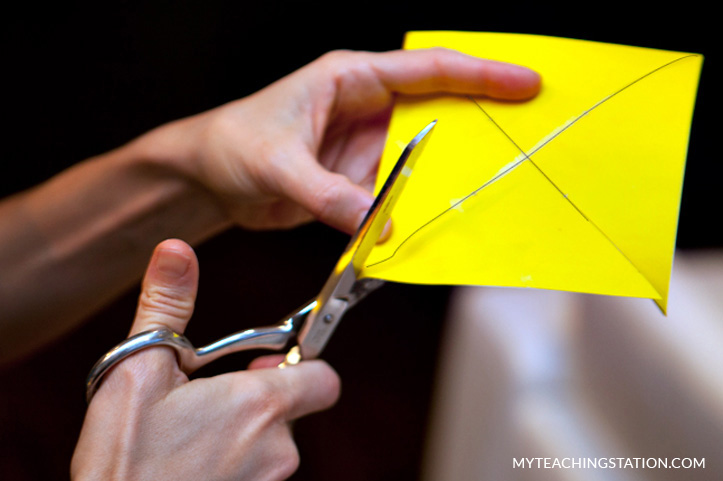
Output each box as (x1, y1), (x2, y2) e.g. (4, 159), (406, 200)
(363, 32), (704, 312)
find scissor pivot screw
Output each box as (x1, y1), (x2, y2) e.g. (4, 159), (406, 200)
(323, 314), (334, 324)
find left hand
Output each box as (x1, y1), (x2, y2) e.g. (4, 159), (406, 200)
(141, 48), (541, 235)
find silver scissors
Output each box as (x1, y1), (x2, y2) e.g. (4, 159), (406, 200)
(85, 120), (437, 403)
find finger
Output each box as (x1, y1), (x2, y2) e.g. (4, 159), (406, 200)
(250, 360), (341, 421)
(89, 240), (199, 403)
(280, 152), (395, 238)
(130, 238), (199, 335)
(281, 153), (376, 235)
(248, 354), (287, 370)
(369, 47), (542, 100)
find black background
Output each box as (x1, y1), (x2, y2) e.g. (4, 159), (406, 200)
(0, 2), (716, 480)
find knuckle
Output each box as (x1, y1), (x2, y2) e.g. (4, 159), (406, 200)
(263, 390), (293, 419)
(316, 50), (371, 86)
(317, 49), (355, 66)
(427, 45), (452, 56)
(427, 48), (454, 90)
(239, 376), (291, 419)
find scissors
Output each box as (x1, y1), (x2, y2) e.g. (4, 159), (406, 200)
(85, 120), (437, 403)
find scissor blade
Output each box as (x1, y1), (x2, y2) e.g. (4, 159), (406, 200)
(294, 120), (437, 360)
(350, 119), (437, 273)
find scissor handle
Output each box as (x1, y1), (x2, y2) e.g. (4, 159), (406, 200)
(85, 300), (316, 403)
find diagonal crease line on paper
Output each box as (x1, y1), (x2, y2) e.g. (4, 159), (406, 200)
(366, 54), (698, 276)
(469, 98), (653, 294)
(468, 98), (589, 220)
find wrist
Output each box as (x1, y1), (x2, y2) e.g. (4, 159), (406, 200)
(126, 114), (234, 237)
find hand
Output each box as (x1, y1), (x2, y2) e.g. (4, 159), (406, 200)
(0, 48), (540, 366)
(142, 48), (541, 235)
(71, 239), (340, 481)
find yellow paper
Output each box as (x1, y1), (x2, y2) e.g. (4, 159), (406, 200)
(363, 32), (703, 312)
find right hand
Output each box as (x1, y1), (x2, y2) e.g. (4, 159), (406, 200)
(71, 239), (341, 481)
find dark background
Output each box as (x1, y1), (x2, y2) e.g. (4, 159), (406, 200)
(0, 2), (716, 480)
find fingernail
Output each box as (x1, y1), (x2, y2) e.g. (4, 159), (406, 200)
(377, 219), (393, 244)
(156, 248), (191, 278)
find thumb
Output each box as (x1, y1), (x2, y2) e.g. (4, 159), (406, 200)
(284, 153), (377, 236)
(89, 240), (199, 403)
(130, 239), (199, 336)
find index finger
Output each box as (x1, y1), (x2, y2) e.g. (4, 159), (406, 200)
(247, 360), (341, 421)
(370, 47), (542, 100)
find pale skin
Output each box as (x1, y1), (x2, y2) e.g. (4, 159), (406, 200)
(0, 48), (540, 480)
(71, 239), (341, 481)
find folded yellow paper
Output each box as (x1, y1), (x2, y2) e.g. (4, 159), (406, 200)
(363, 31), (703, 312)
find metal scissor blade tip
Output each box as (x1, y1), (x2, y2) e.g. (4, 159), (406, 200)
(397, 120), (437, 163)
(418, 119), (437, 138)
